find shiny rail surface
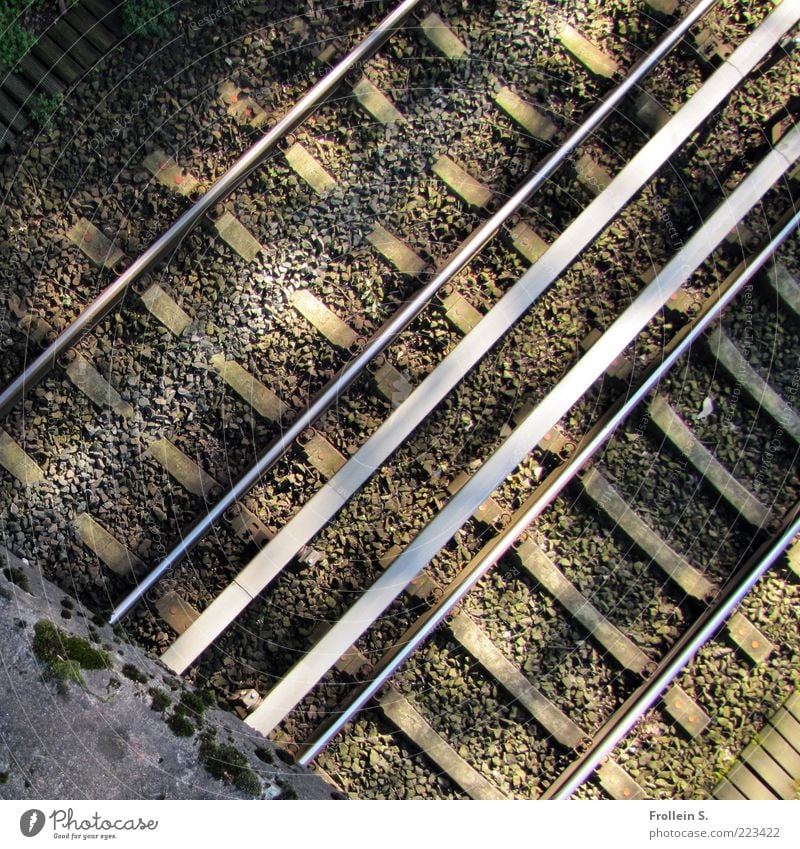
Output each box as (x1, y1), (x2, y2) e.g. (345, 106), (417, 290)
(108, 0), (720, 624)
(297, 207), (800, 766)
(158, 0), (800, 678)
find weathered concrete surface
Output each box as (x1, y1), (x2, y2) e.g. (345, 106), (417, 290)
(0, 545), (336, 801)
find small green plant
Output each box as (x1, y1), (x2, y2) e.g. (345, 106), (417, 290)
(166, 712), (195, 737)
(28, 92), (62, 129)
(122, 0), (175, 39)
(198, 733), (262, 796)
(32, 620), (111, 689)
(121, 663), (148, 684)
(175, 689), (216, 718)
(254, 746), (274, 764)
(148, 687), (171, 712)
(2, 566), (29, 593)
(0, 1), (36, 68)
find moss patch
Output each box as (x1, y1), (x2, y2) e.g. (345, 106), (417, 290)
(175, 689), (216, 720)
(199, 734), (261, 797)
(148, 688), (171, 712)
(166, 713), (195, 737)
(0, 771), (9, 784)
(32, 620), (111, 688)
(122, 664), (148, 684)
(3, 567), (29, 593)
(254, 746), (274, 764)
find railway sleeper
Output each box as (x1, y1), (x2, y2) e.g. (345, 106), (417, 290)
(289, 288), (362, 351)
(351, 77), (405, 125)
(438, 286), (483, 334)
(706, 326), (800, 443)
(283, 141), (337, 195)
(209, 210), (265, 263)
(513, 538), (654, 676)
(298, 429), (347, 479)
(432, 155), (493, 209)
(597, 759), (646, 799)
(646, 394), (770, 528)
(47, 18), (102, 71)
(368, 357), (413, 408)
(139, 283), (193, 336)
(579, 466), (717, 602)
(31, 34), (84, 86)
(492, 85), (557, 142)
(631, 91), (671, 134)
(764, 262), (800, 321)
(572, 152), (613, 196)
(210, 354), (290, 422)
(82, 0), (124, 36)
(661, 683), (711, 739)
(73, 513), (144, 577)
(725, 610), (775, 664)
(0, 428), (45, 485)
(66, 217), (126, 270)
(506, 220), (549, 265)
(156, 591), (200, 635)
(366, 223), (426, 276)
(324, 641), (506, 799)
(63, 4), (117, 54)
(419, 12), (468, 60)
(60, 350), (135, 418)
(0, 90), (28, 135)
(558, 24), (619, 79)
(143, 150), (202, 198)
(693, 27), (735, 65)
(218, 81), (268, 129)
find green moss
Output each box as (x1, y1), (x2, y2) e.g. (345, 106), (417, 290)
(175, 689), (215, 719)
(166, 713), (195, 737)
(32, 620), (111, 688)
(28, 92), (63, 128)
(198, 734), (261, 797)
(122, 664), (148, 684)
(2, 567), (29, 593)
(122, 0), (174, 39)
(254, 746), (274, 764)
(0, 771), (9, 784)
(148, 688), (171, 712)
(278, 781), (298, 800)
(0, 3), (36, 68)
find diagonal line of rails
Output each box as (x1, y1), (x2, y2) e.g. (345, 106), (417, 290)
(157, 0), (800, 680)
(110, 0), (721, 623)
(241, 120), (800, 738)
(0, 0), (425, 420)
(296, 207), (800, 766)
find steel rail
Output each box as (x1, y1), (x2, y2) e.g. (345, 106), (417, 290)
(297, 208), (800, 766)
(0, 0), (424, 421)
(156, 0), (797, 674)
(544, 499), (800, 799)
(107, 0), (720, 624)
(243, 120), (800, 737)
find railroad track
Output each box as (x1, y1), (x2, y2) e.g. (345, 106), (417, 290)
(0, 0), (799, 800)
